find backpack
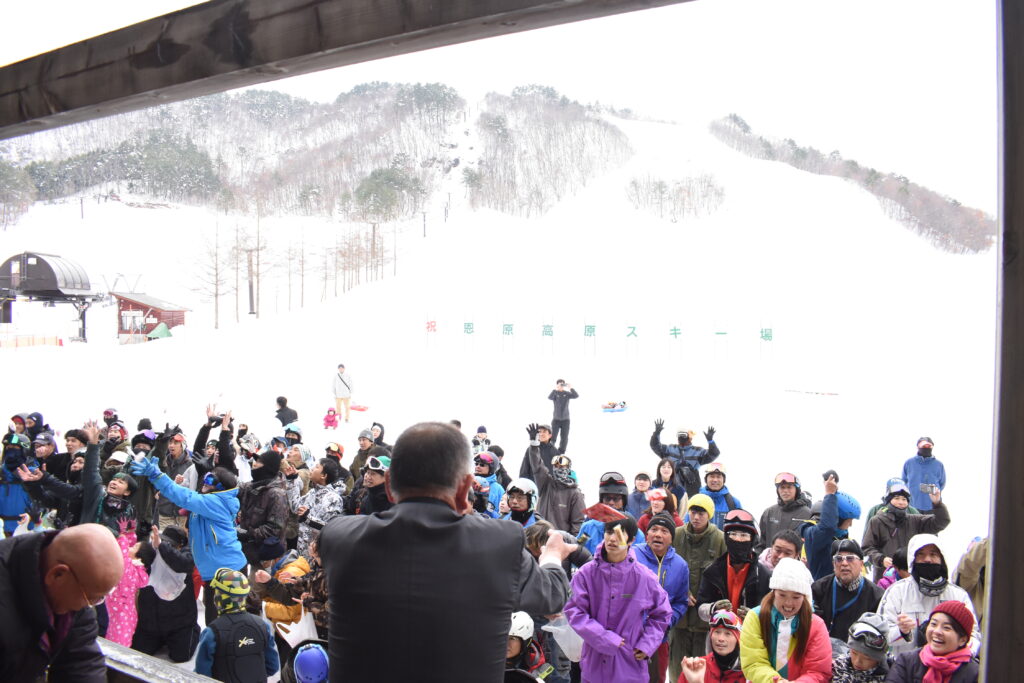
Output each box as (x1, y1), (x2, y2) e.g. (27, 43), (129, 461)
(210, 612), (269, 683)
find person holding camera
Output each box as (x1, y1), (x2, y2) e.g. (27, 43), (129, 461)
(901, 437), (945, 511)
(861, 479), (950, 583)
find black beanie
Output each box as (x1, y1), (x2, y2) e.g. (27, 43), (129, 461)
(211, 466), (237, 491)
(64, 429), (88, 446)
(648, 512), (677, 537)
(137, 418), (153, 431)
(258, 451), (283, 478)
(131, 432), (156, 449)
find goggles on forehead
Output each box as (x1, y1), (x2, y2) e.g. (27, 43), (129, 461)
(849, 622), (886, 649)
(366, 456), (389, 472)
(774, 472), (798, 485)
(709, 610), (742, 631)
(599, 472), (626, 486)
(723, 508), (755, 524)
(326, 442), (343, 454)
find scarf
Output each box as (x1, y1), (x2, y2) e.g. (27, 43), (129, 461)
(552, 467), (575, 487)
(919, 645), (971, 683)
(712, 647), (740, 673)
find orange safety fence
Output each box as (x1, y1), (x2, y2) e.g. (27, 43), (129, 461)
(0, 335), (64, 349)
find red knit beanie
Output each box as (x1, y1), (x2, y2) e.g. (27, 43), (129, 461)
(931, 600), (974, 638)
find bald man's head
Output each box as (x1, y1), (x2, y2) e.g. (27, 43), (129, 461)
(42, 524), (124, 614)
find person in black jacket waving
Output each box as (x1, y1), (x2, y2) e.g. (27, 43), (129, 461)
(548, 379), (578, 454)
(131, 525), (201, 662)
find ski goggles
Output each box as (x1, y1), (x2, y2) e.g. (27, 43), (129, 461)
(774, 472), (799, 485)
(325, 442), (343, 455)
(722, 508), (755, 525)
(474, 453), (496, 466)
(103, 409), (117, 419)
(599, 472), (626, 486)
(709, 610), (742, 631)
(849, 622), (886, 649)
(202, 472), (225, 491)
(170, 433), (186, 443)
(551, 455), (571, 468)
(366, 456), (389, 473)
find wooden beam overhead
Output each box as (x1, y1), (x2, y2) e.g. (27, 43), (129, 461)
(0, 0), (690, 140)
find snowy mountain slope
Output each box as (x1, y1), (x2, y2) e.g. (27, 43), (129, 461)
(0, 114), (996, 561)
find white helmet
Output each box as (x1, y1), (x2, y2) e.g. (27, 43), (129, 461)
(509, 611), (535, 641)
(506, 478), (539, 512)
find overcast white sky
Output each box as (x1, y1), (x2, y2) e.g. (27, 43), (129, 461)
(1, 0), (998, 212)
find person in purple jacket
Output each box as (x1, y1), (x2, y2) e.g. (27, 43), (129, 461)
(565, 516), (673, 683)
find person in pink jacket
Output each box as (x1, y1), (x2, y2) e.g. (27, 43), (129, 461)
(103, 519), (150, 646)
(738, 557), (832, 683)
(565, 516), (673, 683)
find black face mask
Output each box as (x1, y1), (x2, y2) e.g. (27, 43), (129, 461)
(713, 647), (740, 672)
(918, 448), (933, 458)
(3, 449), (26, 470)
(726, 537), (753, 565)
(913, 562), (945, 582)
(890, 507), (907, 522)
(68, 467), (82, 484)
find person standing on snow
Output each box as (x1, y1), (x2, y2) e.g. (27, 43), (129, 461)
(564, 516), (673, 683)
(518, 424), (559, 483)
(901, 437), (945, 511)
(801, 473), (861, 581)
(756, 472), (812, 554)
(877, 533), (981, 657)
(525, 423), (585, 535)
(275, 396), (298, 427)
(633, 513), (690, 682)
(650, 420), (720, 499)
(696, 462), (741, 530)
(332, 364), (353, 423)
(548, 379), (578, 454)
(861, 479), (949, 583)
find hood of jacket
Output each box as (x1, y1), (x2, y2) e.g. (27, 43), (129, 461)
(907, 533), (947, 572)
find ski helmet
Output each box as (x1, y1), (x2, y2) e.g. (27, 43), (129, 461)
(507, 478), (539, 511)
(884, 479), (912, 504)
(292, 642), (329, 683)
(703, 462), (726, 483)
(285, 422), (303, 437)
(509, 611), (535, 642)
(836, 492), (861, 521)
(474, 451), (498, 474)
(774, 472), (801, 490)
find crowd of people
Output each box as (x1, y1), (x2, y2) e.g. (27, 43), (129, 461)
(0, 395), (988, 683)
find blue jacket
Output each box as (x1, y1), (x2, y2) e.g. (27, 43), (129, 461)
(577, 517), (645, 556)
(627, 489), (648, 519)
(802, 493), (848, 581)
(901, 455), (946, 511)
(480, 473), (506, 513)
(150, 473), (247, 580)
(634, 542), (690, 631)
(0, 465), (37, 534)
(698, 485), (741, 530)
(194, 617), (279, 678)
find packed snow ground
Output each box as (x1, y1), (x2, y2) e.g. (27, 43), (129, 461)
(1, 115), (996, 579)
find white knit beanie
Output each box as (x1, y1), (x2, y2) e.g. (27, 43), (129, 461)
(769, 557), (813, 600)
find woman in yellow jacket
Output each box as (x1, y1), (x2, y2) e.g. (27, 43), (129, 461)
(739, 558), (832, 683)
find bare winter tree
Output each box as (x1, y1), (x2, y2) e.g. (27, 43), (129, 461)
(192, 223), (234, 329)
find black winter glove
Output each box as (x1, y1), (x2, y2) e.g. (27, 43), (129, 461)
(704, 426), (716, 442)
(190, 452), (213, 476)
(526, 423), (539, 440)
(654, 418), (664, 433)
(236, 528), (251, 542)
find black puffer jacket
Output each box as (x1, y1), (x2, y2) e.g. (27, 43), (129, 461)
(0, 531), (107, 681)
(695, 553), (772, 616)
(237, 472), (289, 558)
(135, 531), (199, 633)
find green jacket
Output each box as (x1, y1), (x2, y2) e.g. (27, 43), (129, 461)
(672, 521), (726, 630)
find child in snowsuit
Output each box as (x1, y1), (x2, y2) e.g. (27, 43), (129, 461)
(195, 568), (280, 682)
(506, 611), (553, 679)
(132, 525), (201, 663)
(322, 409), (338, 430)
(104, 518), (150, 646)
(565, 516), (673, 683)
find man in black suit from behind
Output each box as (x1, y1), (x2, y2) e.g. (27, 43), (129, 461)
(320, 421), (575, 682)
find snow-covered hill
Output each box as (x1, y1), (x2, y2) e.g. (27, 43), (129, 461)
(0, 114), (996, 561)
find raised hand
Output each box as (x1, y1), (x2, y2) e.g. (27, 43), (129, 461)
(704, 425), (716, 442)
(824, 475), (839, 496)
(526, 423), (539, 440)
(129, 455), (161, 480)
(654, 418), (664, 432)
(253, 569), (272, 584)
(205, 404), (216, 419)
(83, 420), (101, 445)
(16, 464), (43, 482)
(151, 526), (161, 548)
